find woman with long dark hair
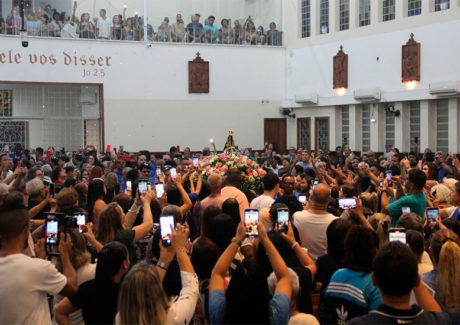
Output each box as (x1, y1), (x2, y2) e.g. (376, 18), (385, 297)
(54, 242), (130, 325)
(87, 178), (106, 228)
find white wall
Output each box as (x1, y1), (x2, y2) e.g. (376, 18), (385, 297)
(286, 20), (460, 106)
(0, 37), (285, 151)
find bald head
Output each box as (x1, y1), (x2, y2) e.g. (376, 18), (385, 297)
(312, 183), (331, 206)
(208, 174), (222, 193)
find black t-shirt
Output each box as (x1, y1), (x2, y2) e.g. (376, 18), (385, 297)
(28, 199), (50, 220)
(69, 280), (119, 325)
(316, 253), (341, 320)
(348, 304), (452, 324)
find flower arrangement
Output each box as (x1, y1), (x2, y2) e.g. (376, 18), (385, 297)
(197, 153), (267, 192)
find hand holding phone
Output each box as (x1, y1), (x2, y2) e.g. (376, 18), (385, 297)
(244, 209), (259, 237)
(192, 157), (199, 168)
(170, 168), (177, 179)
(386, 171), (392, 186)
(338, 198), (357, 210)
(155, 183), (165, 198)
(126, 180), (132, 193)
(277, 209), (289, 233)
(426, 208), (439, 227)
(138, 181), (148, 196)
(160, 216), (175, 246)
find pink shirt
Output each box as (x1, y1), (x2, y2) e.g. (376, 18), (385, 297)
(221, 186), (249, 220)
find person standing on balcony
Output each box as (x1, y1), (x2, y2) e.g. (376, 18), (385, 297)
(171, 14), (185, 42)
(96, 9), (112, 40)
(186, 14), (203, 43)
(204, 16), (218, 44)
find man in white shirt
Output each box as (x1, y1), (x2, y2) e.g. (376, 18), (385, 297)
(0, 201), (77, 324)
(293, 183), (337, 260)
(250, 172), (279, 210)
(96, 9), (112, 39)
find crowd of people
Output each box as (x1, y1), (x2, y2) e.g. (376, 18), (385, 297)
(0, 141), (460, 324)
(0, 3), (282, 45)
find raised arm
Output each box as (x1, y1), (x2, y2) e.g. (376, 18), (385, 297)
(258, 223), (291, 300)
(57, 232), (78, 297)
(175, 174), (193, 217)
(132, 190), (155, 243)
(281, 222), (316, 280)
(209, 221), (246, 293)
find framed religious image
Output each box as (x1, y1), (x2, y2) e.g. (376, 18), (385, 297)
(188, 52), (209, 93)
(402, 33), (420, 82)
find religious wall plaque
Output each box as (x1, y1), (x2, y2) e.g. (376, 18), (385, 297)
(188, 52), (209, 93)
(333, 45), (348, 90)
(402, 33), (420, 82)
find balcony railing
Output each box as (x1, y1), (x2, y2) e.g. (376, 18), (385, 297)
(0, 0), (283, 46)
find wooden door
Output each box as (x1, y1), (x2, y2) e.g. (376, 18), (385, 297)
(264, 118), (287, 154)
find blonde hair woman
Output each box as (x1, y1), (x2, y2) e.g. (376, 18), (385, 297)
(117, 223), (199, 324)
(422, 229), (460, 316)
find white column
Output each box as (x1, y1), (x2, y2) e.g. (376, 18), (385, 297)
(349, 0), (358, 29)
(370, 103), (385, 152)
(394, 102), (410, 152)
(448, 98), (460, 153)
(371, 0), (380, 24)
(311, 0), (319, 36)
(349, 105), (362, 151)
(422, 0), (433, 16)
(420, 100), (436, 151)
(331, 106), (342, 150)
(329, 0), (337, 33)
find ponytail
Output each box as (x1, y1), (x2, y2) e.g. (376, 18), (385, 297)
(432, 230), (460, 313)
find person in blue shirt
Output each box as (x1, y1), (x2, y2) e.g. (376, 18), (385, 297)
(381, 169), (427, 227)
(435, 151), (454, 181)
(209, 222), (291, 324)
(323, 225), (381, 324)
(349, 242), (449, 324)
(186, 14), (203, 43)
(204, 16), (218, 43)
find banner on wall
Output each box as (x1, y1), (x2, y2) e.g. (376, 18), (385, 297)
(0, 90), (13, 116)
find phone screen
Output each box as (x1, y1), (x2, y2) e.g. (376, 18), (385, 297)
(160, 216), (175, 246)
(244, 209), (259, 237)
(298, 195), (307, 205)
(170, 168), (177, 179)
(338, 198), (357, 210)
(126, 181), (132, 192)
(155, 183), (165, 198)
(138, 181), (148, 195)
(426, 208), (439, 224)
(50, 183), (55, 196)
(46, 218), (59, 245)
(156, 168), (162, 178)
(389, 229), (406, 244)
(277, 209), (289, 233)
(379, 181), (383, 188)
(386, 171), (392, 186)
(192, 157), (199, 168)
(402, 207), (411, 214)
(75, 214), (86, 233)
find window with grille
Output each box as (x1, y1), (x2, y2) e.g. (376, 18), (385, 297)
(301, 0), (311, 38)
(383, 0), (395, 21)
(362, 105), (371, 152)
(436, 99), (449, 153)
(409, 101), (420, 150)
(435, 0), (450, 11)
(341, 106), (349, 142)
(297, 118), (311, 150)
(359, 0), (371, 26)
(320, 0), (329, 34)
(408, 0), (422, 16)
(339, 0), (350, 31)
(385, 108), (395, 152)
